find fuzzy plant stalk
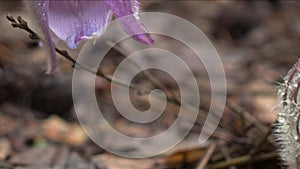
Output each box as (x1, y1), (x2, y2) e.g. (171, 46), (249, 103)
(274, 59), (300, 169)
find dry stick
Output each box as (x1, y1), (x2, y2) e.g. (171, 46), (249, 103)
(7, 16), (40, 40)
(196, 142), (218, 169)
(219, 142), (237, 169)
(55, 48), (146, 92)
(210, 145), (241, 162)
(208, 151), (277, 169)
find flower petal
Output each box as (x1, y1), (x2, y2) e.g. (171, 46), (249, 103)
(33, 0), (57, 74)
(104, 0), (154, 44)
(47, 0), (112, 49)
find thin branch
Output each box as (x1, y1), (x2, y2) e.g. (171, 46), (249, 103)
(6, 15), (147, 94)
(7, 15), (40, 40)
(208, 152), (277, 169)
(196, 142), (218, 169)
(219, 141), (237, 169)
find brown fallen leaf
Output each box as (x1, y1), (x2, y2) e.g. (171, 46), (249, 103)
(41, 115), (87, 146)
(92, 153), (160, 169)
(0, 138), (11, 160)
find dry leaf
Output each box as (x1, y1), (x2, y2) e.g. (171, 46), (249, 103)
(41, 115), (87, 146)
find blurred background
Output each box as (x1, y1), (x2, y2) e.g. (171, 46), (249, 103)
(0, 1), (299, 169)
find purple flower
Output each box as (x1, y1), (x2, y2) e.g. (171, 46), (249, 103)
(33, 0), (154, 73)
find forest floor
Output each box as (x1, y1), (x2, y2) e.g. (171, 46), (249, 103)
(0, 1), (299, 169)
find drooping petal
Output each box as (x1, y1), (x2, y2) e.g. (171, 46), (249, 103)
(33, 0), (57, 74)
(47, 0), (112, 49)
(104, 0), (154, 44)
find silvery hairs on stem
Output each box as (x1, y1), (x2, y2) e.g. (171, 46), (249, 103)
(274, 59), (300, 169)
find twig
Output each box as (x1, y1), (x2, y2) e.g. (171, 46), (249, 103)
(6, 15), (148, 94)
(196, 142), (218, 169)
(6, 15), (40, 40)
(208, 152), (277, 169)
(219, 141), (237, 169)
